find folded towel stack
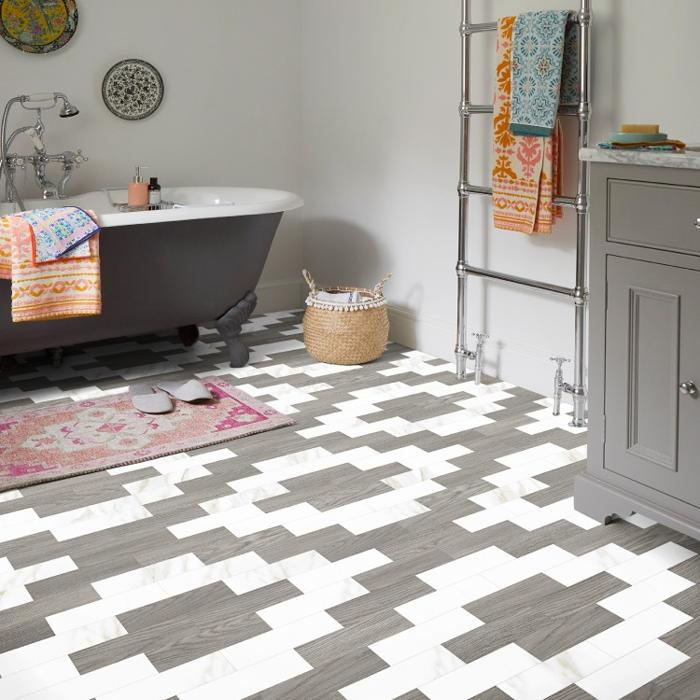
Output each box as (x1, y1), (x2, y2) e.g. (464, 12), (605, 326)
(0, 206), (101, 323)
(599, 124), (686, 152)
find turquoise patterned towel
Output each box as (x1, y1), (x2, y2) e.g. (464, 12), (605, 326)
(510, 10), (579, 137)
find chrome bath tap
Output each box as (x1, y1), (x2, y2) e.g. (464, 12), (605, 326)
(0, 92), (86, 210)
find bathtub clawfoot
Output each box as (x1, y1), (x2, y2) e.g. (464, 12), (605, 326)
(47, 347), (64, 368)
(177, 325), (200, 347)
(215, 291), (257, 367)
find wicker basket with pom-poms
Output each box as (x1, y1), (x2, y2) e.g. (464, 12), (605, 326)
(302, 269), (391, 365)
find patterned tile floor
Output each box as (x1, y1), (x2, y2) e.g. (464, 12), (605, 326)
(0, 310), (698, 700)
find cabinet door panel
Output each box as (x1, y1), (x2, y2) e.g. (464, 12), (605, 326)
(605, 257), (700, 507)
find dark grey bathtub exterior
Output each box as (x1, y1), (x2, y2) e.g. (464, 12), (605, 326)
(0, 212), (283, 365)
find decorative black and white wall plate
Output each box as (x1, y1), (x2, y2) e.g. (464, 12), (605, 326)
(102, 59), (164, 121)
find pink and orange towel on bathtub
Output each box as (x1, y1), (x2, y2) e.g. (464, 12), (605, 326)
(0, 206), (101, 322)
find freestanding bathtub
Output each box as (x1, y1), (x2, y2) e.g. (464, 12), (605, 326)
(0, 187), (303, 366)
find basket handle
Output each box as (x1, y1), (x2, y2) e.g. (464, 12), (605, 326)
(373, 273), (392, 297)
(302, 269), (317, 294)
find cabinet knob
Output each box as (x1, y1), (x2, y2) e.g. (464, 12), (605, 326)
(695, 218), (700, 230)
(679, 381), (698, 396)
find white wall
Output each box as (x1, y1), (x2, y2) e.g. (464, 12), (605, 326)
(301, 0), (700, 396)
(4, 1), (699, 393)
(0, 0), (305, 311)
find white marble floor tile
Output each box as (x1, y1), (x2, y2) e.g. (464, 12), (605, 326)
(159, 552), (267, 597)
(621, 512), (657, 529)
(370, 609), (483, 665)
(0, 557), (13, 575)
(495, 443), (565, 469)
(287, 480), (444, 537)
(576, 639), (689, 700)
(498, 641), (614, 700)
(201, 483), (289, 515)
(482, 545), (575, 589)
(221, 611), (342, 669)
(469, 478), (549, 509)
(46, 583), (170, 634)
(179, 649), (312, 700)
(606, 542), (696, 585)
(544, 543), (635, 587)
(44, 496), (153, 542)
(0, 618), (128, 675)
(257, 578), (368, 628)
(0, 555), (77, 591)
(289, 549), (392, 593)
(454, 498), (539, 533)
(0, 508), (44, 544)
(167, 503), (265, 539)
(588, 602), (692, 659)
(98, 651), (235, 700)
(340, 645), (465, 700)
(420, 643), (539, 700)
(224, 550), (330, 595)
(0, 585), (33, 611)
(510, 497), (599, 531)
(227, 502), (322, 537)
(485, 445), (587, 487)
(92, 553), (204, 598)
(22, 654), (157, 700)
(0, 490), (22, 503)
(395, 574), (499, 625)
(418, 546), (515, 590)
(342, 500), (431, 534)
(597, 570), (695, 619)
(0, 656), (79, 700)
(123, 465), (211, 504)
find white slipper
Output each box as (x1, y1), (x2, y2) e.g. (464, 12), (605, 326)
(156, 379), (212, 403)
(129, 384), (174, 414)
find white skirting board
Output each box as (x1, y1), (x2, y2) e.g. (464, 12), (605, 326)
(255, 278), (306, 314)
(387, 305), (579, 400)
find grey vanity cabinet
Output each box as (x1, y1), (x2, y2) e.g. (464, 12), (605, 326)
(575, 160), (700, 540)
(604, 256), (700, 508)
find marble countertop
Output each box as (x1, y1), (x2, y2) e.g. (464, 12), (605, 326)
(580, 147), (700, 170)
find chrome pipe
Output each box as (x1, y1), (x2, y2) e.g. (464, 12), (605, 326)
(551, 357), (571, 416)
(455, 0), (471, 379)
(473, 332), (489, 385)
(570, 0), (592, 428)
(464, 21), (497, 34)
(461, 104), (580, 117)
(459, 183), (578, 209)
(463, 265), (575, 297)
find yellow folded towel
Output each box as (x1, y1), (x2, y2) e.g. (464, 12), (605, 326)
(620, 124), (660, 134)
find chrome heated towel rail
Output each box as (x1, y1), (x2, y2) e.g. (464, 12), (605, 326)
(455, 0), (592, 427)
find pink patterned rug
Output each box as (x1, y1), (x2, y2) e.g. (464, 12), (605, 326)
(0, 378), (294, 492)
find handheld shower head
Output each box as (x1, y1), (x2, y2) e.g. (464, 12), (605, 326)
(18, 93), (79, 117)
(58, 96), (79, 118)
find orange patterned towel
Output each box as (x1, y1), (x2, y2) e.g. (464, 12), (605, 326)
(492, 16), (563, 235)
(0, 215), (101, 322)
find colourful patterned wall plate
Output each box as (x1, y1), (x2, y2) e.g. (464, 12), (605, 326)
(0, 0), (78, 54)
